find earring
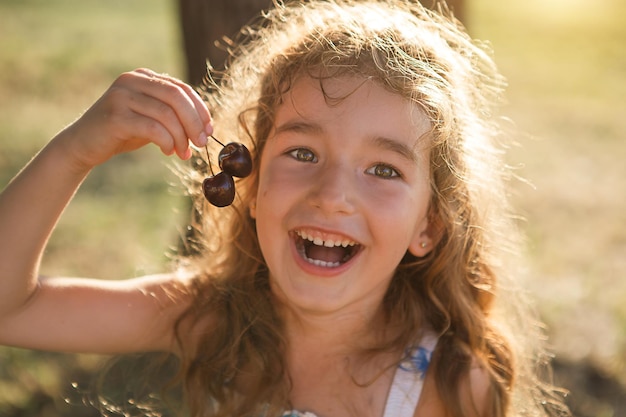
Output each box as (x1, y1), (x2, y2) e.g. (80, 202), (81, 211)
(420, 242), (428, 248)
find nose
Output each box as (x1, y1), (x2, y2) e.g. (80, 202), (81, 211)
(307, 162), (357, 215)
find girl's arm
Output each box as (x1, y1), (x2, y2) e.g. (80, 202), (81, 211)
(0, 69), (211, 354)
(0, 274), (191, 354)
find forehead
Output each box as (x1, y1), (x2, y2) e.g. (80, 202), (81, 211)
(275, 75), (432, 147)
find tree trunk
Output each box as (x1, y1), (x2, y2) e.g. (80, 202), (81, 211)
(177, 0), (466, 86)
(177, 0), (272, 85)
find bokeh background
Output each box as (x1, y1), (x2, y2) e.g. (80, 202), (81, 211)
(0, 0), (624, 415)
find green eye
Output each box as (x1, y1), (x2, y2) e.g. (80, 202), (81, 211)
(289, 148), (317, 162)
(367, 164), (400, 178)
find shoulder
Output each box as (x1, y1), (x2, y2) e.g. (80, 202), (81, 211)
(415, 356), (493, 417)
(459, 359), (493, 417)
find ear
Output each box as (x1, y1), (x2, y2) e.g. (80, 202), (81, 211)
(408, 213), (441, 257)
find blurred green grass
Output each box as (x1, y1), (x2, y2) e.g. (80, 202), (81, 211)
(0, 0), (187, 414)
(0, 0), (186, 280)
(0, 0), (625, 415)
(471, 0), (626, 374)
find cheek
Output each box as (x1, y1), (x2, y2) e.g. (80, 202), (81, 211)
(257, 162), (312, 206)
(362, 179), (429, 216)
(253, 169), (295, 233)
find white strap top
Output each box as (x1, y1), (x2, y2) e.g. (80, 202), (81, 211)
(283, 332), (439, 417)
(382, 332), (438, 417)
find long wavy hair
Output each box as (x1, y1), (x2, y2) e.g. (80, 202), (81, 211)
(172, 1), (570, 416)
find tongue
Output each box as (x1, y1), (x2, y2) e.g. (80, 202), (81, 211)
(306, 244), (346, 263)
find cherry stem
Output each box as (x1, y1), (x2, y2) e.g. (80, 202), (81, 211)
(205, 145), (215, 175)
(209, 135), (225, 147)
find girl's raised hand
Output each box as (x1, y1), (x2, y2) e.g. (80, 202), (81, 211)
(61, 68), (212, 170)
(0, 69), (212, 352)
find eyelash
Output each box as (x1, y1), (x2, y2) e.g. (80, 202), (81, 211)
(287, 147), (317, 163)
(366, 163), (401, 179)
(287, 148), (317, 164)
(287, 148), (402, 179)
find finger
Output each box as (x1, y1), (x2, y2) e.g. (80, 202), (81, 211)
(102, 86), (177, 157)
(125, 91), (190, 158)
(139, 69), (214, 136)
(132, 69), (212, 146)
(119, 110), (177, 157)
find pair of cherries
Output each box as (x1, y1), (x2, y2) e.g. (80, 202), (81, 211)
(201, 135), (252, 207)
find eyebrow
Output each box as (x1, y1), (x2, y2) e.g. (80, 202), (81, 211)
(369, 136), (420, 164)
(274, 120), (420, 163)
(274, 120), (323, 136)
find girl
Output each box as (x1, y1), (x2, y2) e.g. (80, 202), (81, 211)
(0, 0), (569, 416)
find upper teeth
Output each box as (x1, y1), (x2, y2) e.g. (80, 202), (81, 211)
(296, 230), (356, 248)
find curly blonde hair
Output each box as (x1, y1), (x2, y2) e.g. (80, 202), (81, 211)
(173, 1), (570, 416)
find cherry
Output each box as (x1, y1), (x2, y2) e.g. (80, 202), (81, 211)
(200, 135), (252, 207)
(218, 142), (252, 178)
(202, 172), (235, 207)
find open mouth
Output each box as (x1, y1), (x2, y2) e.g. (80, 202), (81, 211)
(293, 229), (362, 268)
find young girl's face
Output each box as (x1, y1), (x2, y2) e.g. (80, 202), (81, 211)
(251, 75), (434, 317)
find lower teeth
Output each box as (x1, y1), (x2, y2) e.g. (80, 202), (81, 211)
(296, 244), (342, 268)
(306, 258), (341, 268)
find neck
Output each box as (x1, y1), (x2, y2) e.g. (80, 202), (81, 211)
(281, 302), (401, 417)
(281, 301), (388, 357)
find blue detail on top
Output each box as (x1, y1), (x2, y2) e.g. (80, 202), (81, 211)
(398, 345), (432, 378)
(282, 341), (434, 417)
